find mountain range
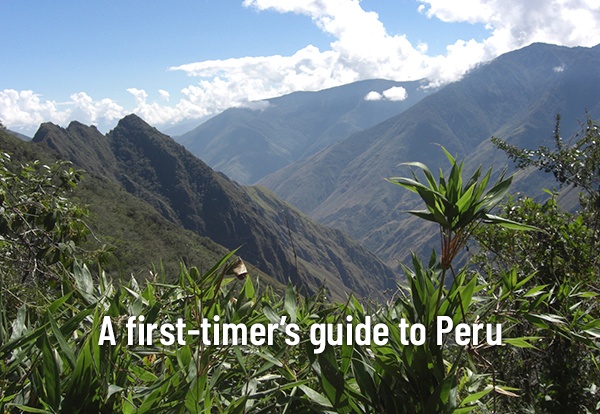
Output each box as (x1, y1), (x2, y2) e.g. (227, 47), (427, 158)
(3, 42), (598, 300)
(177, 43), (600, 267)
(2, 115), (397, 300)
(261, 43), (600, 265)
(176, 79), (431, 185)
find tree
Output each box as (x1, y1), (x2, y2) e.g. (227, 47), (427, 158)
(474, 115), (600, 413)
(492, 114), (600, 222)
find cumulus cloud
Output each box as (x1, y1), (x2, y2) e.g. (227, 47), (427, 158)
(364, 91), (383, 101)
(170, 46), (347, 105)
(70, 92), (127, 125)
(174, 0), (430, 90)
(127, 88), (206, 125)
(0, 89), (128, 135)
(0, 90), (70, 133)
(172, 0), (600, 111)
(158, 89), (170, 101)
(382, 86), (408, 101)
(419, 0), (600, 50)
(3, 0), (600, 133)
(364, 86), (408, 102)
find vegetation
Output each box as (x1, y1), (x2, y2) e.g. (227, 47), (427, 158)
(0, 152), (92, 288)
(30, 116), (396, 300)
(476, 116), (600, 412)
(1, 117), (600, 413)
(0, 127), (234, 283)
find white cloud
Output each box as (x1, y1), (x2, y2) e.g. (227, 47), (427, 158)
(364, 86), (408, 102)
(237, 100), (271, 111)
(382, 86), (408, 101)
(172, 0), (600, 114)
(170, 46), (346, 101)
(418, 0), (497, 24)
(3, 0), (600, 134)
(0, 90), (70, 133)
(158, 89), (170, 101)
(70, 92), (127, 125)
(418, 0), (600, 51)
(364, 91), (383, 101)
(128, 88), (193, 125)
(0, 89), (128, 136)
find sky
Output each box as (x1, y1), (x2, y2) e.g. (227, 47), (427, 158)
(2, 0), (600, 136)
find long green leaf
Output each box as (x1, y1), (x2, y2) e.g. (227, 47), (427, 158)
(299, 385), (333, 408)
(41, 333), (61, 412)
(399, 161), (439, 191)
(48, 311), (76, 369)
(284, 284), (297, 323)
(483, 214), (540, 231)
(503, 336), (542, 349)
(460, 387), (492, 406)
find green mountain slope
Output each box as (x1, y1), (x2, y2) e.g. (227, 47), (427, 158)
(0, 128), (234, 281)
(177, 79), (429, 184)
(30, 115), (397, 299)
(259, 43), (600, 265)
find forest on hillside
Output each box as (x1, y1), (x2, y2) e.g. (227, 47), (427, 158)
(0, 118), (599, 413)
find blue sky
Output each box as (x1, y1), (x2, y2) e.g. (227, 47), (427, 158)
(2, 0), (599, 135)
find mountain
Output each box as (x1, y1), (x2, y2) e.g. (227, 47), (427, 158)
(0, 127), (235, 280)
(258, 43), (600, 266)
(177, 79), (430, 184)
(29, 115), (397, 300)
(6, 129), (30, 141)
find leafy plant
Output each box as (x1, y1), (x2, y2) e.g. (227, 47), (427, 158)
(492, 115), (600, 209)
(387, 146), (536, 272)
(0, 152), (90, 284)
(2, 133), (598, 414)
(476, 115), (600, 412)
(382, 147), (545, 412)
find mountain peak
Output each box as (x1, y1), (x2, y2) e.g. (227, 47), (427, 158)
(30, 113), (397, 299)
(66, 120), (100, 134)
(114, 114), (155, 132)
(31, 122), (65, 143)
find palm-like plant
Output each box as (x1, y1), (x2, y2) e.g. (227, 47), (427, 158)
(388, 147), (536, 271)
(383, 148), (541, 412)
(387, 147), (539, 338)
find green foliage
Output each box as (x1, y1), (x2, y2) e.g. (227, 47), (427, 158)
(387, 146), (536, 270)
(2, 122), (599, 413)
(0, 145), (520, 412)
(387, 147), (599, 413)
(368, 253), (489, 414)
(492, 114), (600, 213)
(0, 152), (91, 284)
(480, 115), (600, 412)
(474, 194), (598, 284)
(472, 193), (600, 413)
(0, 255), (501, 413)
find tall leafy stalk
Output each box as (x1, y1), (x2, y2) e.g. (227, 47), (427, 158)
(386, 147), (538, 412)
(387, 147), (536, 315)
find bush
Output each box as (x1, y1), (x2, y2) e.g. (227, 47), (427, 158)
(0, 152), (90, 286)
